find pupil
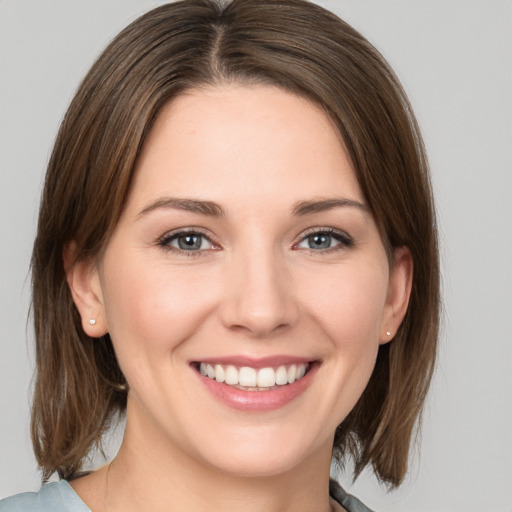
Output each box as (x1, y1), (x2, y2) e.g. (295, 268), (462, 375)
(309, 234), (330, 249)
(178, 234), (201, 250)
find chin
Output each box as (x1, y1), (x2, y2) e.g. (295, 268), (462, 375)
(190, 423), (330, 479)
(205, 449), (310, 479)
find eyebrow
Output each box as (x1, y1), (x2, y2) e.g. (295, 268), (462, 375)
(138, 197), (227, 218)
(291, 197), (368, 216)
(137, 196), (367, 219)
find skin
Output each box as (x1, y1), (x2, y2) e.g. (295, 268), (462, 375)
(67, 84), (412, 512)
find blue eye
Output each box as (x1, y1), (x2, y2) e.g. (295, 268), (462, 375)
(174, 233), (206, 250)
(296, 229), (352, 251)
(305, 233), (334, 249)
(159, 231), (216, 254)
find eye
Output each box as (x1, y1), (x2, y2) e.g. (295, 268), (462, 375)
(158, 230), (218, 255)
(295, 228), (353, 252)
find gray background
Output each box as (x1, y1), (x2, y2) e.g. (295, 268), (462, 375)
(1, 1), (511, 510)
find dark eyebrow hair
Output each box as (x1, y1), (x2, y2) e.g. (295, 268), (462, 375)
(138, 197), (227, 218)
(138, 196), (367, 219)
(291, 197), (368, 216)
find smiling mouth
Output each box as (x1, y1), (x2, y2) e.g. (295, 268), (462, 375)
(196, 362), (311, 391)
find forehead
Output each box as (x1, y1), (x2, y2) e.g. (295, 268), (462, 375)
(127, 84), (363, 214)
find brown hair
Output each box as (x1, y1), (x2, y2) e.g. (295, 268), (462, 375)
(31, 0), (439, 487)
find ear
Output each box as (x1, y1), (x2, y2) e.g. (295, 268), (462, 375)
(379, 246), (413, 344)
(63, 242), (108, 338)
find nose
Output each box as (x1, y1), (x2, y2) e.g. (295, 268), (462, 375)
(219, 246), (299, 339)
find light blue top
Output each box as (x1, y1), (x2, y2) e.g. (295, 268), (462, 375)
(0, 479), (374, 512)
(0, 482), (89, 512)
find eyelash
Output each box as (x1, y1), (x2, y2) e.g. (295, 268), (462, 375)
(157, 227), (353, 258)
(157, 228), (218, 258)
(295, 227), (354, 254)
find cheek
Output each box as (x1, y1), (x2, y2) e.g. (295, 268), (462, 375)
(301, 260), (389, 346)
(299, 259), (389, 401)
(100, 253), (218, 365)
(298, 262), (389, 424)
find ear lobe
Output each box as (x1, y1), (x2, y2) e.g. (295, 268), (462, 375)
(380, 246), (413, 344)
(63, 242), (107, 338)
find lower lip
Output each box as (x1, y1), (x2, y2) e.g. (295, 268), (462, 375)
(195, 364), (317, 412)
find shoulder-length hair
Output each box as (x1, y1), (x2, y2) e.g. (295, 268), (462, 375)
(31, 0), (439, 487)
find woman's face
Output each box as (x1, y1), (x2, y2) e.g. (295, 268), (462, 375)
(76, 84), (411, 477)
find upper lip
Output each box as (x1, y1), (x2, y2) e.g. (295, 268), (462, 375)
(191, 355), (315, 369)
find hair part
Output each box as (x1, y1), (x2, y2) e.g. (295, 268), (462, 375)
(31, 0), (439, 487)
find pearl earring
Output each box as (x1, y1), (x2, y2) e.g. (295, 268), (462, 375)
(89, 319), (97, 325)
(386, 331), (391, 336)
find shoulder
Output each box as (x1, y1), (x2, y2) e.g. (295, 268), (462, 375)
(329, 479), (376, 512)
(0, 481), (90, 512)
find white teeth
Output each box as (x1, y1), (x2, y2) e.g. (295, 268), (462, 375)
(257, 367), (276, 388)
(199, 362), (310, 390)
(214, 364), (225, 383)
(275, 365), (288, 385)
(225, 365), (238, 385)
(239, 367), (257, 387)
(287, 364), (297, 384)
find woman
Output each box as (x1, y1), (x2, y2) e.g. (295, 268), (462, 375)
(0, 0), (439, 511)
